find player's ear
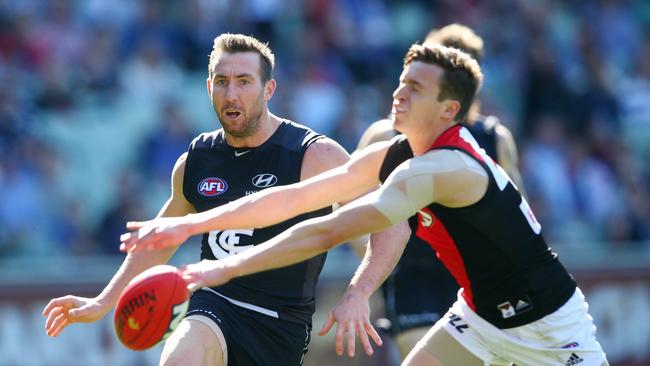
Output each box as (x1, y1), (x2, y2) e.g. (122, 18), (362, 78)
(264, 79), (276, 102)
(442, 100), (461, 121)
(206, 77), (212, 97)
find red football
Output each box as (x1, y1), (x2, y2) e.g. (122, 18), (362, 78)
(114, 265), (190, 351)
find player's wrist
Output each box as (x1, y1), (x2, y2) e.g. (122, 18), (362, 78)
(93, 294), (116, 316)
(183, 214), (205, 236)
(345, 283), (373, 300)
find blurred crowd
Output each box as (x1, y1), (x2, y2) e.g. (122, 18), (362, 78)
(0, 0), (649, 258)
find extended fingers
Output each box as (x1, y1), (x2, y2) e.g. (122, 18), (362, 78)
(45, 307), (64, 333)
(48, 315), (70, 337)
(119, 230), (150, 253)
(357, 321), (374, 356)
(43, 296), (74, 317)
(365, 321), (382, 346)
(346, 321), (356, 357)
(126, 221), (149, 230)
(318, 312), (335, 336)
(334, 320), (346, 356)
(46, 308), (69, 337)
(181, 270), (203, 292)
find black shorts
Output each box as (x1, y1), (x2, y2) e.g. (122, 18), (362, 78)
(185, 289), (311, 366)
(382, 235), (459, 335)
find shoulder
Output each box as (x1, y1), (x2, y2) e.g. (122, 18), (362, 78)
(189, 130), (222, 150)
(489, 117), (517, 158)
(274, 119), (323, 151)
(357, 119), (399, 150)
(172, 152), (189, 177)
(301, 137), (350, 180)
(171, 152), (189, 193)
(494, 121), (514, 142)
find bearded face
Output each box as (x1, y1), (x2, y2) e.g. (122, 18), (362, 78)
(208, 52), (269, 138)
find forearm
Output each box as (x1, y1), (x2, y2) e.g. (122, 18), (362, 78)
(345, 221), (410, 298)
(97, 247), (176, 309)
(218, 205), (392, 282)
(186, 178), (372, 236)
(186, 186), (308, 235)
(347, 234), (370, 259)
(221, 217), (337, 279)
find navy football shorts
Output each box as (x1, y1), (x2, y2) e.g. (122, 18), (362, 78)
(185, 289), (311, 366)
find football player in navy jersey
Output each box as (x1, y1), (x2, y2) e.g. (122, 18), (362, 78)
(352, 24), (525, 362)
(43, 33), (409, 366)
(121, 44), (608, 365)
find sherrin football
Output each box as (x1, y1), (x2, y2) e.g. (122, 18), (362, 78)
(114, 265), (190, 351)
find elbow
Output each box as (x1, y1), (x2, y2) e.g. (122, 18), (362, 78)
(308, 221), (345, 252)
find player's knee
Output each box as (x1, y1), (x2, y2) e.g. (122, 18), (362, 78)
(160, 320), (223, 366)
(161, 343), (199, 366)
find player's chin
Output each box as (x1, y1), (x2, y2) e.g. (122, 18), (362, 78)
(392, 117), (406, 133)
(222, 123), (250, 138)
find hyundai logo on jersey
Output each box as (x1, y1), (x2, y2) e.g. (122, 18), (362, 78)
(252, 173), (278, 188)
(198, 177), (228, 197)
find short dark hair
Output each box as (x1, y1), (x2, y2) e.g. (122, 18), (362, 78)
(208, 33), (275, 82)
(404, 44), (483, 122)
(424, 23), (484, 64)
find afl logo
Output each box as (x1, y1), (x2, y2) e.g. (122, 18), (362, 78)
(198, 177), (228, 197)
(252, 173), (278, 188)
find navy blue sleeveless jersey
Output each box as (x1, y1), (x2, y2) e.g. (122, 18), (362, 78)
(464, 114), (499, 161)
(379, 125), (576, 329)
(182, 120), (330, 324)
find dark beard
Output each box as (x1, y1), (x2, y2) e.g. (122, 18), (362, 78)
(217, 94), (265, 138)
(223, 109), (262, 138)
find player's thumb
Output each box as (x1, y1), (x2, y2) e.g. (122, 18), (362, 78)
(67, 306), (91, 320)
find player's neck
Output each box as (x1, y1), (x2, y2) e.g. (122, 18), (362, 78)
(224, 110), (280, 148)
(408, 120), (457, 156)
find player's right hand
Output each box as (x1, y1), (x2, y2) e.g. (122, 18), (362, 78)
(119, 217), (192, 253)
(318, 290), (382, 357)
(42, 295), (107, 337)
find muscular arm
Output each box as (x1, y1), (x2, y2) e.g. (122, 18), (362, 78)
(120, 140), (394, 251)
(97, 154), (195, 309)
(43, 153), (195, 337)
(348, 119), (402, 258)
(186, 140), (386, 231)
(188, 149), (487, 289)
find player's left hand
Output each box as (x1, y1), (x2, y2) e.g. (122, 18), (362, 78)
(180, 260), (232, 292)
(119, 217), (192, 253)
(318, 290), (382, 357)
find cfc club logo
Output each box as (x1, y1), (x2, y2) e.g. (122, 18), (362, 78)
(252, 173), (278, 188)
(198, 177), (228, 197)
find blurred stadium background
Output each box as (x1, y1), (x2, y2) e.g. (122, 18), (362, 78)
(0, 0), (649, 365)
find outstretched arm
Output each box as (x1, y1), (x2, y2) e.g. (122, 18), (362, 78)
(43, 153), (195, 337)
(179, 150), (488, 358)
(182, 149), (487, 287)
(347, 119), (400, 258)
(119, 140), (392, 252)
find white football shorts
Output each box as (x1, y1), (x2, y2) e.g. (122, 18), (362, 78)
(436, 287), (607, 366)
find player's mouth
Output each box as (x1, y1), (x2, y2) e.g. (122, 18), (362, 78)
(391, 104), (406, 115)
(223, 109), (242, 120)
